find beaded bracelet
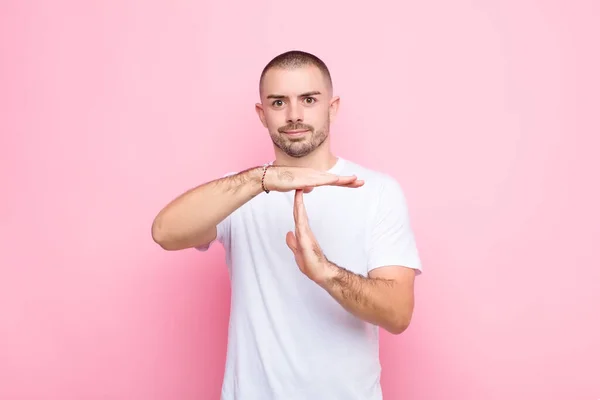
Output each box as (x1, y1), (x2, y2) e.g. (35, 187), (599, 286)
(261, 164), (271, 193)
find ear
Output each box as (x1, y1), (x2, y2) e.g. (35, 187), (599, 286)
(255, 102), (267, 128)
(328, 96), (340, 123)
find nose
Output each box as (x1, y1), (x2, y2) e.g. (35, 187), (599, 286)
(286, 102), (303, 123)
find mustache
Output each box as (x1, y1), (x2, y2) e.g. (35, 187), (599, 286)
(278, 123), (313, 133)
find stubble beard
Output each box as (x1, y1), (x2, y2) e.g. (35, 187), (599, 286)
(270, 120), (330, 158)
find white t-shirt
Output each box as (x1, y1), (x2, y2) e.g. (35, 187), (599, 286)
(197, 157), (422, 400)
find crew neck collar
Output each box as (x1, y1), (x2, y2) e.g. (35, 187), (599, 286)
(268, 157), (345, 174)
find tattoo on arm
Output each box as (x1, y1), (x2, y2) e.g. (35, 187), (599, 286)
(277, 167), (295, 183)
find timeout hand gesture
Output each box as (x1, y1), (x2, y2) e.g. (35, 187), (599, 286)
(262, 165), (364, 283)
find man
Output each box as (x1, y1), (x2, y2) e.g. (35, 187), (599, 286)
(151, 50), (422, 400)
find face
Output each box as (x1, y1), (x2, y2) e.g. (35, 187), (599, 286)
(256, 65), (339, 158)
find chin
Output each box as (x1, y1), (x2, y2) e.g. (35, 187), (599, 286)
(282, 144), (314, 158)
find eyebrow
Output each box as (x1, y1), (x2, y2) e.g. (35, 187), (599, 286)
(266, 91), (322, 99)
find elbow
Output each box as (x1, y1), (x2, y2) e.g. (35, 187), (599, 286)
(386, 319), (410, 335)
(151, 217), (178, 251)
(385, 310), (413, 335)
(151, 215), (202, 251)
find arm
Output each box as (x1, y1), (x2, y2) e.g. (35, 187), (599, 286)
(286, 176), (422, 335)
(151, 167), (263, 251)
(152, 166), (363, 251)
(317, 263), (416, 335)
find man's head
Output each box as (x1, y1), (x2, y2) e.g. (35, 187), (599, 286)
(256, 50), (340, 158)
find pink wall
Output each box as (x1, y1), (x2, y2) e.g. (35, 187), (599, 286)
(1, 1), (599, 399)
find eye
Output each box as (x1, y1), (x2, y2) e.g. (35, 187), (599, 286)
(272, 100), (284, 107)
(304, 97), (316, 105)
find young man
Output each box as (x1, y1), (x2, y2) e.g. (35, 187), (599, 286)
(151, 50), (422, 400)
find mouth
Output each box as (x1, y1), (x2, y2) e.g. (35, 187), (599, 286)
(283, 129), (310, 136)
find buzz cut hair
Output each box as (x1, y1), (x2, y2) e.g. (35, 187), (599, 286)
(259, 50), (333, 93)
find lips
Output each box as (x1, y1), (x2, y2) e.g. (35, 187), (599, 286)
(283, 129), (309, 134)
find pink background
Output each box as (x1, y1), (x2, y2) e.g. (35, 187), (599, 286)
(1, 1), (599, 399)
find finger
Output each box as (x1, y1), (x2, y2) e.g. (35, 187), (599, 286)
(294, 189), (310, 235)
(285, 231), (297, 253)
(302, 179), (363, 192)
(292, 189), (300, 225)
(309, 175), (358, 188)
(319, 177), (364, 188)
(337, 179), (365, 188)
(332, 175), (358, 185)
(307, 173), (347, 187)
(294, 189), (304, 221)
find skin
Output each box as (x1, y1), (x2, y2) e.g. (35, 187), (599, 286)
(152, 63), (416, 335)
(255, 65), (340, 171)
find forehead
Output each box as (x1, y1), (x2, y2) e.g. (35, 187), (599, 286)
(260, 65), (330, 97)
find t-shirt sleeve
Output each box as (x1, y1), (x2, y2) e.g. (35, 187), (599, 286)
(194, 215), (230, 252)
(367, 175), (422, 275)
(195, 171), (237, 252)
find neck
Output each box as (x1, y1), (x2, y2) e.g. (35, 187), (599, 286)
(272, 142), (338, 172)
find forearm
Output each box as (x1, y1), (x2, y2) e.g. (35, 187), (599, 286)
(318, 262), (413, 334)
(152, 167), (263, 250)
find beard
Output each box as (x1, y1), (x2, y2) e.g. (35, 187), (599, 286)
(269, 118), (330, 158)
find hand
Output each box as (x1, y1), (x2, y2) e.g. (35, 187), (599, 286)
(263, 165), (364, 193)
(285, 189), (337, 284)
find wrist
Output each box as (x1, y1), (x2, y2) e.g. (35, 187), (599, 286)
(315, 260), (340, 288)
(241, 166), (267, 197)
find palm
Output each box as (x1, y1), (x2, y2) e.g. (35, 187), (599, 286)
(285, 189), (327, 281)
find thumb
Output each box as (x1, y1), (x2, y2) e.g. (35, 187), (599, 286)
(285, 231), (298, 253)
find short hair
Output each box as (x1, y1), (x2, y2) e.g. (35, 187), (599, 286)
(259, 50), (333, 93)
